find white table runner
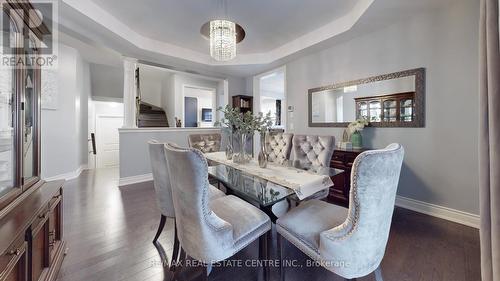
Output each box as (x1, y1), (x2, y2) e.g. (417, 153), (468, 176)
(205, 152), (333, 200)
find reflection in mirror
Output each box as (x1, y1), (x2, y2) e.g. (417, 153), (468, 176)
(23, 43), (37, 181)
(0, 13), (16, 197)
(308, 68), (425, 127)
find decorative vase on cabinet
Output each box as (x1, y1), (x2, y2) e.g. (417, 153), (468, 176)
(351, 131), (363, 149)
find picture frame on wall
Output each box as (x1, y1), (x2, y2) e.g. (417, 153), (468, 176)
(41, 70), (58, 110)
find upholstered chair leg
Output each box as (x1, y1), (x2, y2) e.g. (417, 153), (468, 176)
(201, 264), (209, 281)
(153, 215), (167, 244)
(277, 233), (285, 281)
(170, 223), (180, 271)
(259, 231), (270, 281)
(374, 266), (384, 281)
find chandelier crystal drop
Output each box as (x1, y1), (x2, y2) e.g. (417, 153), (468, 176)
(209, 19), (237, 61)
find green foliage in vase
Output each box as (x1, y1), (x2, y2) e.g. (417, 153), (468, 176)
(215, 105), (240, 131)
(255, 111), (274, 134)
(215, 105), (273, 135)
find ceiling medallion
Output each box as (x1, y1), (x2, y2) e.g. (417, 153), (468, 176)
(201, 21), (245, 62)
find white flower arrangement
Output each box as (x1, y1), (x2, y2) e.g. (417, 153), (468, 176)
(342, 118), (369, 142)
(348, 118), (369, 133)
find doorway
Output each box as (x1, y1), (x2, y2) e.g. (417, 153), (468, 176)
(184, 97), (198, 127)
(182, 85), (216, 128)
(95, 115), (123, 168)
(253, 66), (287, 153)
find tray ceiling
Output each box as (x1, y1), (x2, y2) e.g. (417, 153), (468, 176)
(61, 0), (373, 66)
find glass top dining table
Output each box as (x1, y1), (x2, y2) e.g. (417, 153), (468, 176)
(207, 161), (344, 222)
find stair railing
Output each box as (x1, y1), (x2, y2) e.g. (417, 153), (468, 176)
(135, 67), (141, 127)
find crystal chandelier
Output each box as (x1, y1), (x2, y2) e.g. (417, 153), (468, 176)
(209, 19), (237, 61)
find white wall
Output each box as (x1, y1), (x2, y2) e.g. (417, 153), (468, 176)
(139, 66), (164, 106)
(161, 73), (175, 125)
(42, 44), (91, 179)
(249, 0), (479, 215)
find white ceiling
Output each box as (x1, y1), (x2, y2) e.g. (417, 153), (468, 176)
(89, 0), (358, 54)
(60, 0), (374, 66)
(57, 0), (458, 77)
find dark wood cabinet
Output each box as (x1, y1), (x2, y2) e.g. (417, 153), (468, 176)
(232, 95), (253, 113)
(0, 237), (27, 281)
(0, 181), (65, 281)
(329, 148), (366, 207)
(0, 2), (65, 281)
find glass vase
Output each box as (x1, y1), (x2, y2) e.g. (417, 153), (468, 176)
(258, 132), (268, 168)
(233, 132), (250, 164)
(225, 129), (233, 160)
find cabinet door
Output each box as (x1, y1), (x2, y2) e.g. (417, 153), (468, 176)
(29, 212), (50, 281)
(0, 240), (27, 281)
(368, 101), (381, 122)
(382, 99), (397, 122)
(356, 102), (368, 120)
(0, 4), (21, 209)
(22, 40), (41, 188)
(400, 98), (414, 122)
(48, 195), (62, 262)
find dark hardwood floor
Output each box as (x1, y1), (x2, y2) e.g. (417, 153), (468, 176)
(56, 168), (480, 281)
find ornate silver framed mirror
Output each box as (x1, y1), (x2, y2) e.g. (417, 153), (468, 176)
(308, 68), (425, 127)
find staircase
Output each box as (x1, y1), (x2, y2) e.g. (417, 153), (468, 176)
(137, 101), (169, 127)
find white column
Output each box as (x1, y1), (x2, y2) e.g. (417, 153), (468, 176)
(123, 57), (138, 128)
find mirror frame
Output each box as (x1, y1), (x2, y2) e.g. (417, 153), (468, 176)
(308, 68), (425, 128)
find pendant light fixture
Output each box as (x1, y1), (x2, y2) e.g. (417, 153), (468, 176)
(201, 0), (245, 61)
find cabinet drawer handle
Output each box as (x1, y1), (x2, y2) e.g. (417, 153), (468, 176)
(7, 248), (21, 256)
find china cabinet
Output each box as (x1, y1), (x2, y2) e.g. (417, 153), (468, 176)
(0, 2), (65, 281)
(355, 92), (415, 123)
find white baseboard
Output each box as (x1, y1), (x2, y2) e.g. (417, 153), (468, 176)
(395, 196), (480, 229)
(119, 173), (153, 187)
(43, 165), (88, 181)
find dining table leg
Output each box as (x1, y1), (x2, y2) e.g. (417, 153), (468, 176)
(260, 204), (278, 223)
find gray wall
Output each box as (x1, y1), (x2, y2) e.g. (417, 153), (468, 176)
(42, 44), (91, 178)
(119, 128), (220, 178)
(89, 63), (124, 100)
(228, 76), (247, 97)
(254, 0), (479, 214)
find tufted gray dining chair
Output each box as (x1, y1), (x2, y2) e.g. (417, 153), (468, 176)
(148, 141), (225, 268)
(265, 132), (293, 165)
(164, 143), (272, 280)
(188, 133), (222, 153)
(276, 143), (405, 281)
(291, 135), (335, 200)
